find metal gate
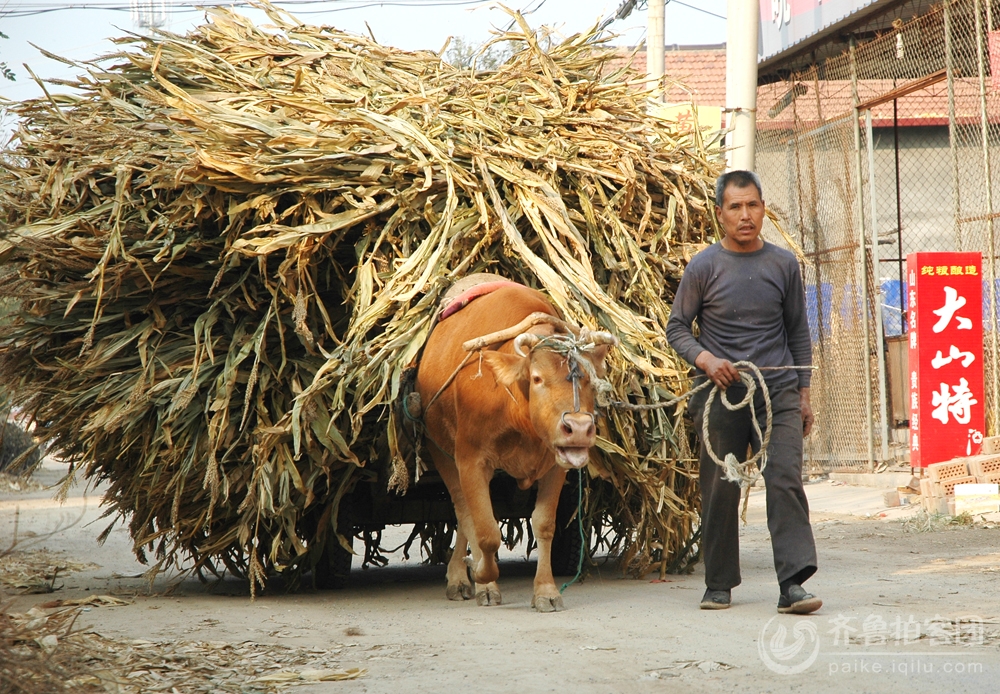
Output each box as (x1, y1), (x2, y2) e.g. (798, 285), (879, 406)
(756, 0), (1000, 471)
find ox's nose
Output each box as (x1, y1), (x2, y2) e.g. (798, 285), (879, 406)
(560, 412), (595, 440)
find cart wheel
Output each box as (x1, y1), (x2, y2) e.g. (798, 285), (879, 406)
(550, 473), (587, 577)
(315, 533), (353, 590)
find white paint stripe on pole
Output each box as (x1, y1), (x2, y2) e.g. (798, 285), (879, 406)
(726, 0), (760, 172)
(648, 0), (665, 101)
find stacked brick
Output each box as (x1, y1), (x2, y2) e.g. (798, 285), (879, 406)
(919, 452), (1000, 514)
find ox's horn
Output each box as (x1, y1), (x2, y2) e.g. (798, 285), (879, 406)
(579, 329), (619, 347)
(514, 333), (541, 357)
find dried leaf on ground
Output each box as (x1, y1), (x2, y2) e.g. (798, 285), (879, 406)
(1, 602), (362, 693)
(0, 550), (99, 594)
(37, 595), (131, 609)
(253, 668), (366, 683)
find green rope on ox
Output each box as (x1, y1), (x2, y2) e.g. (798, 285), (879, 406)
(559, 467), (586, 595)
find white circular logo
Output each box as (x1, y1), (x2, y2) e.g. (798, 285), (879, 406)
(758, 616), (820, 675)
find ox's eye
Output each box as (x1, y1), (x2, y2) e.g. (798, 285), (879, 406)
(531, 374), (543, 385)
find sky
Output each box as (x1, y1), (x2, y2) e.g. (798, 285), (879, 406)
(0, 0), (727, 104)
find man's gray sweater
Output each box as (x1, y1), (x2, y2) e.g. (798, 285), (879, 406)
(665, 242), (812, 389)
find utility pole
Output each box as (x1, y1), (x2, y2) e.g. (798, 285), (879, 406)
(648, 0), (665, 100)
(725, 0), (760, 171)
(130, 0), (170, 28)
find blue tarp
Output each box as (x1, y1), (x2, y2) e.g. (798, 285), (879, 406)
(881, 279), (906, 337)
(806, 279), (1000, 340)
(804, 283), (832, 342)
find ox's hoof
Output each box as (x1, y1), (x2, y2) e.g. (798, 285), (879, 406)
(463, 555), (500, 586)
(446, 581), (474, 601)
(531, 594), (564, 613)
(475, 585), (502, 606)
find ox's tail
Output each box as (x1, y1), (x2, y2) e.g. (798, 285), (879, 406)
(389, 365), (424, 492)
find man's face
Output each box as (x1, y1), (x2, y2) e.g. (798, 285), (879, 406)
(715, 183), (765, 252)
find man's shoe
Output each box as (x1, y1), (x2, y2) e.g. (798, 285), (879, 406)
(777, 584), (822, 614)
(700, 588), (731, 610)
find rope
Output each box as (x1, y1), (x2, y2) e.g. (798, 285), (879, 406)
(559, 467), (586, 594)
(528, 333), (615, 405)
(704, 363), (770, 523)
(701, 362), (771, 493)
(608, 362), (814, 523)
(607, 365), (814, 412)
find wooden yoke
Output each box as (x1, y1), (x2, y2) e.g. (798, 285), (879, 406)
(461, 312), (573, 352)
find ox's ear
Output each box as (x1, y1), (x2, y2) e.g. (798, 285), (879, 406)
(481, 350), (530, 390)
(581, 330), (617, 375)
(587, 344), (612, 376)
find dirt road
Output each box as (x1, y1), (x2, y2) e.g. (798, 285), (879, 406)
(3, 461), (999, 693)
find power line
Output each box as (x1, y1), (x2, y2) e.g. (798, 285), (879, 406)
(669, 0), (724, 21)
(597, 0), (725, 32)
(0, 0), (491, 19)
(503, 0), (547, 33)
(2, 0), (726, 24)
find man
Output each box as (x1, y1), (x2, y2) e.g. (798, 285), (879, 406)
(666, 170), (820, 615)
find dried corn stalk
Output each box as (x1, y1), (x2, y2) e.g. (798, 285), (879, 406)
(0, 602), (363, 693)
(0, 2), (721, 591)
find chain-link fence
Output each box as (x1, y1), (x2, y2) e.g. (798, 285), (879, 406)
(756, 0), (1000, 471)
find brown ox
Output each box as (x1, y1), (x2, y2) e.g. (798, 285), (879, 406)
(416, 283), (616, 611)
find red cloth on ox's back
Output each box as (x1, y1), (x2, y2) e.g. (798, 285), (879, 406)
(438, 280), (519, 321)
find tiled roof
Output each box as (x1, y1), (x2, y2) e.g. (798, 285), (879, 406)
(607, 46), (728, 107)
(608, 46), (985, 128)
(663, 48), (728, 106)
(757, 77), (986, 128)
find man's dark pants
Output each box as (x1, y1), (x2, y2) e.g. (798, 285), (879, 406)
(689, 381), (817, 591)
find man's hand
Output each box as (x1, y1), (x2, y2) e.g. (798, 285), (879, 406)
(694, 350), (740, 389)
(800, 387), (814, 436)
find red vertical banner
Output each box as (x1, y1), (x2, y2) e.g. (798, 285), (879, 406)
(907, 252), (985, 468)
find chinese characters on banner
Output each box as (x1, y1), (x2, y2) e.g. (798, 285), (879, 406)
(907, 253), (985, 467)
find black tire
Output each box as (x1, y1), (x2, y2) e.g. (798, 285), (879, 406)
(0, 422), (40, 473)
(314, 532), (353, 589)
(550, 472), (587, 577)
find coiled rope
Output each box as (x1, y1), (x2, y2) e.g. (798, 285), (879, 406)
(609, 362), (815, 522)
(560, 361), (792, 590)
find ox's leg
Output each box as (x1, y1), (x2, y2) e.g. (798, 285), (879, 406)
(446, 520), (475, 601)
(530, 465), (569, 612)
(433, 457), (476, 601)
(455, 511), (501, 606)
(454, 456), (503, 606)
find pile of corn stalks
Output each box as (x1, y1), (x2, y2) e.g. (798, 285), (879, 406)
(0, 2), (721, 591)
